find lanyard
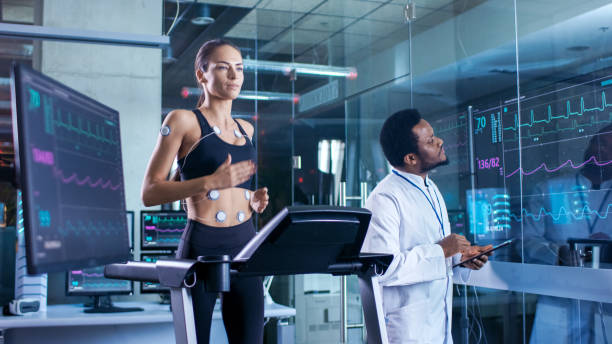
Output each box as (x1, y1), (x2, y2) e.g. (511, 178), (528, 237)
(393, 170), (445, 237)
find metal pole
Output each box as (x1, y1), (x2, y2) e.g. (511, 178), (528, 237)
(339, 181), (369, 342)
(341, 275), (348, 343)
(360, 182), (369, 207)
(464, 105), (476, 344)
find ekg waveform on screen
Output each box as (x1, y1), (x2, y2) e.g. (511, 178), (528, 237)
(68, 266), (130, 293)
(505, 156), (612, 178)
(510, 204), (612, 223)
(141, 212), (187, 249)
(13, 65), (130, 273)
(503, 90), (612, 133)
(473, 76), (612, 148)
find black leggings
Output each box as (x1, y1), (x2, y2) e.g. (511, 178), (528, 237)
(176, 219), (264, 344)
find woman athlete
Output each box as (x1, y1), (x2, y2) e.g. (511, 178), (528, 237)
(141, 39), (268, 343)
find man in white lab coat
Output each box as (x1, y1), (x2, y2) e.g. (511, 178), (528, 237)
(361, 109), (491, 344)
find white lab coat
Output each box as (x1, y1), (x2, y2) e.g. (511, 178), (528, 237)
(522, 174), (612, 344)
(361, 170), (470, 344)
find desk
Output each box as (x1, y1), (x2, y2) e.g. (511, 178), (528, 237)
(0, 300), (295, 344)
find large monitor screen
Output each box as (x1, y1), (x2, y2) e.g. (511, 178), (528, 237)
(11, 64), (130, 274)
(141, 211), (187, 249)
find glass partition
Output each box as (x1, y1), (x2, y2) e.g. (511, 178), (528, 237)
(514, 1), (612, 342)
(3, 0), (612, 342)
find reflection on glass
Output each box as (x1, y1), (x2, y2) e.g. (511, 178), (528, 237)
(521, 124), (612, 268)
(530, 294), (611, 344)
(454, 287), (529, 343)
(213, 0), (612, 342)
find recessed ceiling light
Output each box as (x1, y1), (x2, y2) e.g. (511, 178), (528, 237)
(192, 16), (214, 25)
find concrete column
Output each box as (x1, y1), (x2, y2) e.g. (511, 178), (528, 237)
(39, 0), (162, 301)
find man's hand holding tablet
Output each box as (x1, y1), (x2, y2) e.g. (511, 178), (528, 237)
(454, 239), (515, 269)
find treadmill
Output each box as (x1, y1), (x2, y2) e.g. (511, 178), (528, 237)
(105, 206), (392, 344)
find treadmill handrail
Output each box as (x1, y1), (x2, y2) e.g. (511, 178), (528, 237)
(104, 261), (159, 283)
(104, 259), (198, 288)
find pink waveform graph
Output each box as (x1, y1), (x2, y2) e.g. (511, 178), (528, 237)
(32, 147), (54, 166)
(81, 272), (104, 277)
(145, 226), (183, 232)
(53, 167), (121, 190)
(505, 156), (612, 178)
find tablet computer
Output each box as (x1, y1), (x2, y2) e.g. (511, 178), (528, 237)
(453, 238), (514, 268)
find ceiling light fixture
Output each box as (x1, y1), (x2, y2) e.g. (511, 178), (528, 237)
(191, 5), (214, 26)
(242, 59), (357, 79)
(181, 87), (299, 103)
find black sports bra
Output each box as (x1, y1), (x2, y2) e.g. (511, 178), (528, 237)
(178, 109), (255, 190)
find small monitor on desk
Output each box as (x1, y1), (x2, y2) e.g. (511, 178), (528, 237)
(10, 63), (130, 274)
(141, 211), (187, 250)
(67, 262), (141, 313)
(67, 265), (132, 296)
(139, 253), (174, 294)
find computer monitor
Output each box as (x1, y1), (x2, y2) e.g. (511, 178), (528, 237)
(141, 211), (187, 250)
(67, 265), (132, 296)
(11, 64), (130, 274)
(139, 253), (174, 294)
(66, 262), (141, 313)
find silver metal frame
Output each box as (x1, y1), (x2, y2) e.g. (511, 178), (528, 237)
(164, 273), (388, 344)
(169, 288), (197, 344)
(339, 181), (370, 343)
(358, 275), (389, 344)
(0, 23), (168, 48)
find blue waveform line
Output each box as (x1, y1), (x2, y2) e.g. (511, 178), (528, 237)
(145, 227), (184, 233)
(76, 282), (129, 288)
(433, 114), (467, 134)
(46, 100), (119, 145)
(503, 90), (612, 132)
(58, 219), (124, 236)
(148, 237), (180, 242)
(510, 204), (612, 222)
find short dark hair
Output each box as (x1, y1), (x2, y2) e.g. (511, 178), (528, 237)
(379, 109), (422, 167)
